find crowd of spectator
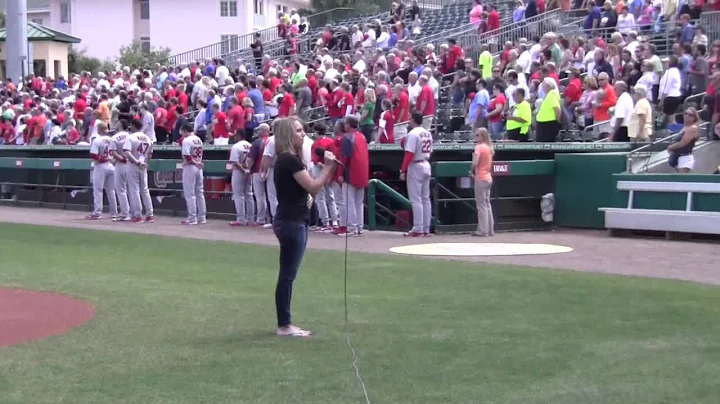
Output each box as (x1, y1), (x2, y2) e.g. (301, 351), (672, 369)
(0, 0), (717, 150)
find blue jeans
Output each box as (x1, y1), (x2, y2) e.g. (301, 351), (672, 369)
(273, 219), (309, 328)
(489, 121), (504, 140)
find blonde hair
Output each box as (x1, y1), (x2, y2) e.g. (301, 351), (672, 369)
(242, 96), (254, 108)
(272, 117), (301, 156)
(475, 128), (494, 155)
(684, 107), (701, 124)
(364, 88), (377, 104)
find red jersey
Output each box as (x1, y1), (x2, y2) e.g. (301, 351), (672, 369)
(278, 93), (295, 117)
(340, 132), (369, 188)
(262, 89), (273, 102)
(416, 85), (435, 116)
(165, 106), (177, 132)
(178, 92), (189, 112)
(379, 111), (395, 144)
(341, 92), (355, 116)
(393, 92), (410, 122)
(311, 136), (335, 164)
(446, 45), (464, 72)
(74, 97), (87, 120)
(327, 88), (345, 119)
(154, 107), (168, 128)
(67, 128), (80, 144)
(228, 105), (245, 132)
(165, 88), (177, 101)
(487, 10), (500, 31)
(308, 76), (318, 104)
(213, 111), (230, 138)
(269, 77), (282, 94)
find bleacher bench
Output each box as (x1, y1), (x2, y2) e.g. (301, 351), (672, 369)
(599, 181), (720, 235)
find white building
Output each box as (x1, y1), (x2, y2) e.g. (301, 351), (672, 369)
(3, 0), (308, 60)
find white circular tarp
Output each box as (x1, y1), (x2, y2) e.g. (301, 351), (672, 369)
(389, 243), (573, 257)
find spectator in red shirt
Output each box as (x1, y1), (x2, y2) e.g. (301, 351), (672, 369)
(487, 84), (507, 140)
(269, 70), (283, 94)
(227, 97), (245, 135)
(563, 68), (583, 122)
(445, 39), (464, 74)
(487, 5), (500, 31)
(177, 83), (189, 113)
(154, 101), (169, 143)
(278, 84), (296, 118)
(327, 80), (345, 124)
(73, 93), (87, 120)
(211, 103), (230, 145)
(377, 99), (396, 144)
(165, 99), (178, 140)
(415, 76), (436, 129)
(307, 69), (318, 105)
(340, 82), (355, 117)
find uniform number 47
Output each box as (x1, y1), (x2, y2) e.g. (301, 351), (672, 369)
(137, 142), (149, 154)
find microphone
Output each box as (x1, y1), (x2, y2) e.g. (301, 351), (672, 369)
(314, 147), (344, 166)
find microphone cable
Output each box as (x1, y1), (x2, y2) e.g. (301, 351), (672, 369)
(341, 181), (371, 404)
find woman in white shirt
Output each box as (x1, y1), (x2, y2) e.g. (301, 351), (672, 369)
(658, 55), (683, 125)
(376, 25), (390, 49)
(635, 61), (657, 103)
(616, 6), (636, 35)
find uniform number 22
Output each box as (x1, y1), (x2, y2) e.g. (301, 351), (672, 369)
(421, 140), (432, 153)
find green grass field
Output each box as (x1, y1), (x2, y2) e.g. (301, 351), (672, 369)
(1, 223), (720, 404)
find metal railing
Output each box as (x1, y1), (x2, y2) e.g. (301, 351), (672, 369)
(152, 7), (363, 68)
(626, 132), (679, 172)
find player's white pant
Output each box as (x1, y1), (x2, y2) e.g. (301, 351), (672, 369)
(232, 169), (255, 224)
(313, 165), (337, 226)
(344, 183), (364, 233)
(332, 181), (346, 228)
(92, 162), (117, 217)
(266, 167), (278, 218)
(407, 160), (432, 233)
(114, 162), (130, 218)
(182, 164), (207, 223)
(252, 173), (267, 224)
(126, 163), (154, 218)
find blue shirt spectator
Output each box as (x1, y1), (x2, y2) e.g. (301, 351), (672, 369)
(204, 63), (215, 77)
(513, 5), (525, 23)
(679, 22), (695, 45)
(468, 87), (490, 123)
(584, 4), (602, 34)
(388, 32), (398, 47)
(248, 87), (265, 117)
(205, 97), (215, 126)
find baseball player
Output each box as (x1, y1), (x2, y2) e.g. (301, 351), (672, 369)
(108, 119), (131, 221)
(400, 112), (433, 237)
(124, 119), (155, 223)
(330, 120), (346, 233)
(247, 123), (271, 225)
(228, 129), (255, 226)
(312, 122), (338, 231)
(180, 123), (207, 225)
(87, 122), (117, 220)
(260, 131), (279, 229)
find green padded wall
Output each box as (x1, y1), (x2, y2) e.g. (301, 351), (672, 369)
(554, 153), (628, 229)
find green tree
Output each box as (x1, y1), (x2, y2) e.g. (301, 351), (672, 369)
(117, 41), (171, 69)
(68, 46), (116, 75)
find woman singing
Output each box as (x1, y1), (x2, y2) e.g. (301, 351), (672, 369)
(271, 117), (336, 337)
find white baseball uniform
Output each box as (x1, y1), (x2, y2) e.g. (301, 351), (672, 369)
(404, 126), (433, 234)
(229, 140), (255, 224)
(262, 135), (278, 219)
(109, 131), (130, 218)
(89, 135), (117, 217)
(123, 131), (154, 219)
(181, 134), (207, 223)
(251, 136), (270, 224)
